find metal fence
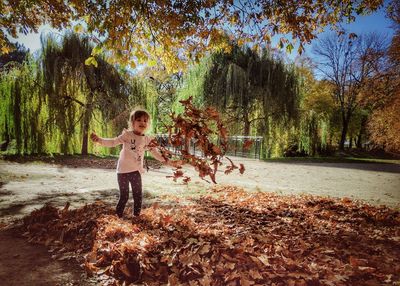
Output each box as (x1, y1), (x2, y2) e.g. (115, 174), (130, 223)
(226, 136), (263, 159)
(154, 134), (263, 159)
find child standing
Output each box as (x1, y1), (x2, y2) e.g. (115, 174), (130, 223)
(90, 109), (178, 218)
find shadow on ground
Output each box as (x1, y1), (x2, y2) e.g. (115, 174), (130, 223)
(0, 227), (97, 286)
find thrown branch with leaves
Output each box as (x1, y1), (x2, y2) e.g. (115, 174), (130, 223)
(150, 96), (246, 184)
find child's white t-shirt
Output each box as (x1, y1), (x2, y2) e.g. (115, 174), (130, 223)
(98, 131), (166, 174)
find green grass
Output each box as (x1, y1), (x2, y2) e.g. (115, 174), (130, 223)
(262, 156), (400, 165)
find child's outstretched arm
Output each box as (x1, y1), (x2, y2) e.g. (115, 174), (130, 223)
(145, 137), (183, 168)
(90, 132), (125, 147)
(148, 147), (183, 168)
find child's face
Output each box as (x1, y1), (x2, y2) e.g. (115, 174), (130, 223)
(132, 115), (149, 134)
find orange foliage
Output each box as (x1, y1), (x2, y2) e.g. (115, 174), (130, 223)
(368, 93), (400, 152)
(1, 0), (384, 71)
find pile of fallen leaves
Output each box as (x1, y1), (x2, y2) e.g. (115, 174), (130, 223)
(22, 187), (400, 285)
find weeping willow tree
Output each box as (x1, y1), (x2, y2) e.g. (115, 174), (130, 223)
(203, 46), (300, 137)
(0, 68), (15, 150)
(0, 32), (157, 155)
(176, 44), (301, 157)
(0, 56), (47, 154)
(40, 32), (131, 154)
(295, 60), (338, 156)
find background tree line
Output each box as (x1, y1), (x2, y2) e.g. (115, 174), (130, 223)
(0, 33), (157, 155)
(1, 8), (399, 157)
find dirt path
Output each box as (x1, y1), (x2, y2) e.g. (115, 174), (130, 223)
(1, 158), (399, 222)
(0, 158), (399, 285)
(0, 227), (97, 286)
(217, 157), (400, 208)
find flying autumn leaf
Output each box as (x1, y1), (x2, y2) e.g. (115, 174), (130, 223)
(239, 164), (245, 174)
(243, 139), (253, 150)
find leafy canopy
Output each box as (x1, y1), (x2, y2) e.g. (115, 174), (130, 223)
(1, 0), (383, 71)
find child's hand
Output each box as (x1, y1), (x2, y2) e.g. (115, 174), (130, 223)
(168, 160), (184, 168)
(90, 132), (100, 142)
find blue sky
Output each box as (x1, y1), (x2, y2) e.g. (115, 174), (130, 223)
(12, 6), (394, 60)
(336, 6), (393, 35)
(298, 7), (394, 59)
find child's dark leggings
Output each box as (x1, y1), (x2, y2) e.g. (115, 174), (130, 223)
(116, 171), (142, 217)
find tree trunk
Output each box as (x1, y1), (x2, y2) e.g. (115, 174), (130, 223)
(339, 106), (353, 150)
(356, 116), (368, 149)
(81, 92), (94, 155)
(13, 82), (22, 154)
(243, 110), (251, 137)
(311, 115), (318, 156)
(82, 64), (97, 156)
(312, 132), (318, 156)
(263, 116), (271, 158)
(1, 120), (10, 151)
(339, 115), (349, 150)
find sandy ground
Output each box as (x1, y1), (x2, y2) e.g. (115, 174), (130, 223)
(0, 158), (399, 285)
(1, 158), (399, 222)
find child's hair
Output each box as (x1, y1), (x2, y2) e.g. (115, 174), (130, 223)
(128, 108), (151, 130)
